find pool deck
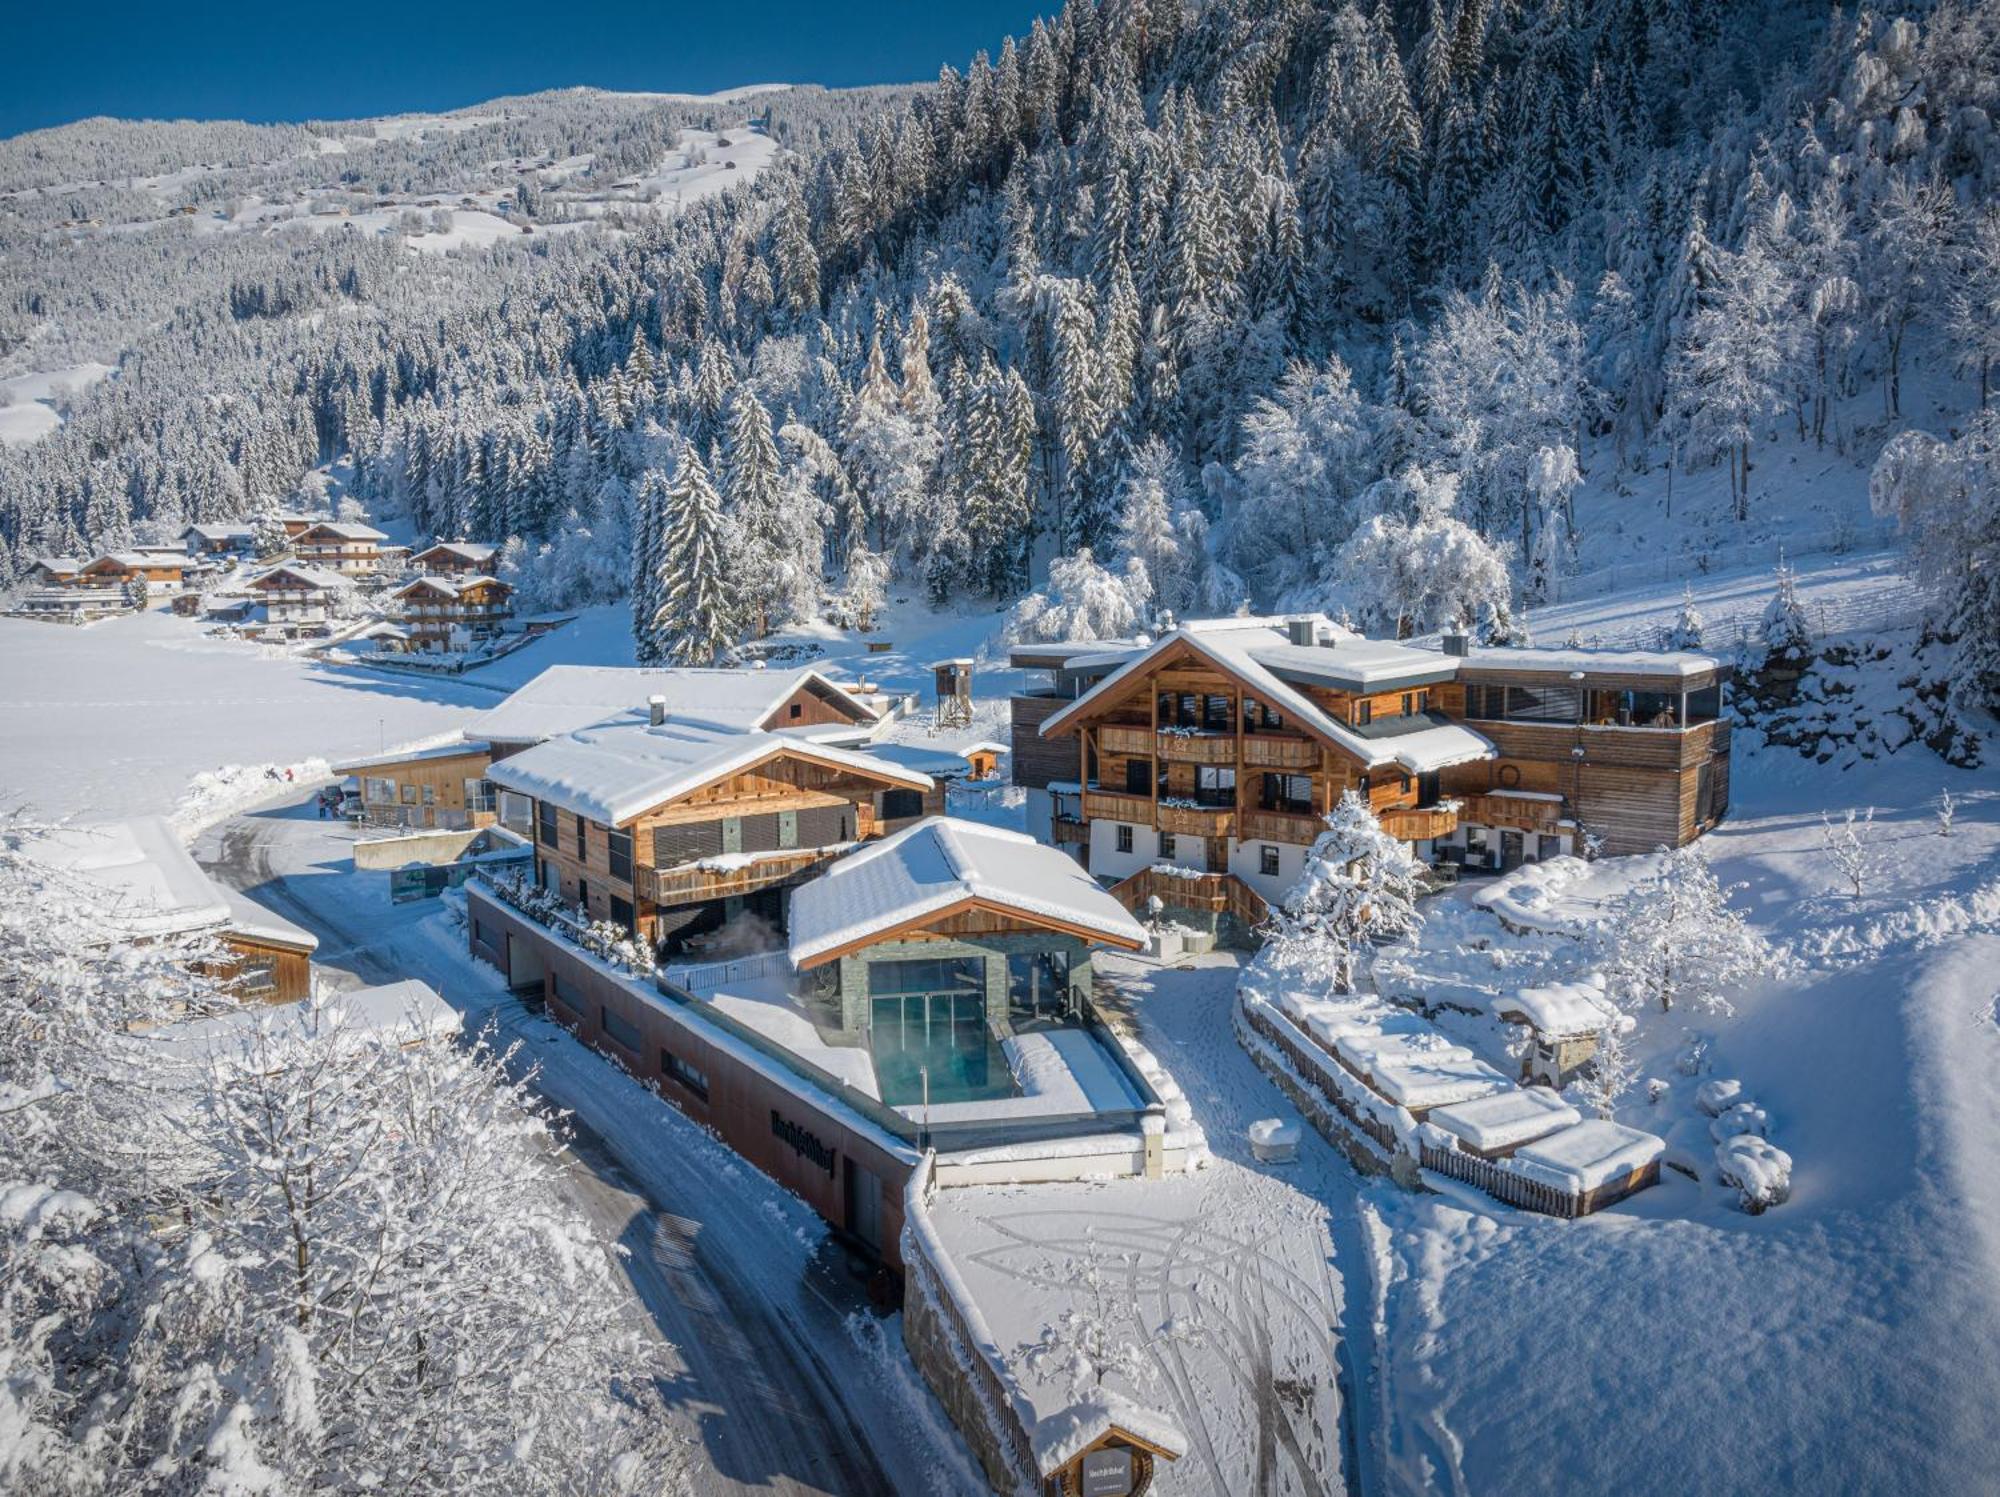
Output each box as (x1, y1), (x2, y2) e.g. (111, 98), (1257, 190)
(700, 974), (1144, 1124)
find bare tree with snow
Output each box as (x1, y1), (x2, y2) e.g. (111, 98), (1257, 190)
(1820, 806), (1877, 899)
(1604, 845), (1775, 1015)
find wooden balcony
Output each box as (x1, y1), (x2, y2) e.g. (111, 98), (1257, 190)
(1457, 793), (1565, 834)
(1108, 866), (1269, 926)
(646, 847), (837, 905)
(1242, 735), (1319, 770)
(1153, 731), (1237, 765)
(1379, 805), (1461, 842)
(1097, 723), (1155, 756)
(1240, 807), (1324, 845)
(1157, 801), (1235, 839)
(1083, 789), (1155, 825)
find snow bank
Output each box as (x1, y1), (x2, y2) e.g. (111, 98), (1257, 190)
(1471, 855), (1596, 934)
(1715, 1135), (1794, 1213)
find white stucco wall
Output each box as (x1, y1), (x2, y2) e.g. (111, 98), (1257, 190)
(1088, 818), (1158, 883)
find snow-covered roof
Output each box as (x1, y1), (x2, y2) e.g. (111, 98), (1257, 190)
(1040, 617), (1496, 774)
(486, 718), (930, 826)
(468, 664), (880, 746)
(181, 522), (255, 541)
(412, 540), (498, 563)
(14, 817), (232, 940)
(392, 574), (512, 601)
(216, 883), (319, 952)
(1513, 1119), (1666, 1192)
(247, 563), (346, 591)
(1490, 975), (1625, 1037)
(32, 556), (79, 572)
(1456, 645), (1721, 680)
(333, 738), (493, 773)
(1031, 1391), (1190, 1474)
(1251, 637), (1461, 692)
(1369, 1054), (1512, 1112)
(295, 521), (387, 542)
(1426, 1087), (1580, 1153)
(856, 742), (985, 778)
(788, 816), (1146, 967)
(136, 980), (460, 1070)
(86, 550), (183, 570)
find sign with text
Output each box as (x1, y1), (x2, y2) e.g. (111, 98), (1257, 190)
(1080, 1446), (1134, 1497)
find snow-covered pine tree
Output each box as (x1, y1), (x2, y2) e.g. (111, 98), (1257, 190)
(1605, 844), (1774, 1015)
(1666, 585), (1706, 649)
(630, 466), (670, 664)
(1760, 557), (1813, 663)
(1264, 790), (1427, 994)
(649, 444), (737, 666)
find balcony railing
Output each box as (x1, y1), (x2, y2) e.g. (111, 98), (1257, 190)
(1097, 724), (1155, 756)
(1082, 789), (1155, 825)
(1242, 735), (1319, 769)
(1157, 801), (1235, 838)
(646, 846), (841, 905)
(1457, 792), (1565, 834)
(1240, 807), (1324, 845)
(1154, 732), (1237, 765)
(1379, 804), (1461, 842)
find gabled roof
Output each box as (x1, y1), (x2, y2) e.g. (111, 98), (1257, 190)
(1039, 619), (1495, 775)
(14, 817), (231, 940)
(469, 664), (880, 746)
(788, 817), (1146, 967)
(84, 550), (184, 571)
(1031, 1391), (1190, 1475)
(485, 719), (931, 827)
(31, 556), (80, 572)
(181, 522), (256, 542)
(392, 574), (513, 601)
(411, 540), (498, 564)
(247, 563), (346, 591)
(294, 521), (387, 542)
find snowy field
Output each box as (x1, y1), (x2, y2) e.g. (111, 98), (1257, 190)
(0, 608), (490, 822)
(0, 361), (116, 446)
(1355, 733), (2000, 1493)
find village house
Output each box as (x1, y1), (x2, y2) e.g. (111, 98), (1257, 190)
(78, 550), (190, 588)
(409, 539), (499, 577)
(337, 663), (894, 841)
(243, 562), (347, 626)
(26, 556), (81, 587)
(180, 521), (257, 556)
(18, 817), (318, 1002)
(486, 701), (940, 955)
(1010, 614), (1729, 927)
(291, 520), (388, 575)
(334, 740), (502, 830)
(389, 573), (514, 651)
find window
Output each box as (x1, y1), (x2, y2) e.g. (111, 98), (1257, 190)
(1202, 694), (1231, 733)
(599, 1004), (642, 1053)
(365, 776), (395, 804)
(607, 829), (632, 882)
(1355, 701), (1373, 726)
(1466, 684), (1506, 719)
(1260, 845), (1281, 878)
(1125, 758), (1152, 796)
(466, 778), (495, 813)
(1261, 773), (1313, 816)
(1194, 765), (1236, 807)
(1159, 833), (1177, 859)
(610, 894), (634, 932)
(1686, 682), (1722, 725)
(1400, 693), (1414, 717)
(789, 702), (803, 719)
(1115, 824), (1134, 854)
(1416, 689), (1430, 713)
(1007, 950), (1072, 1025)
(882, 788), (925, 820)
(1505, 684), (1582, 723)
(867, 956), (985, 998)
(662, 1048), (710, 1099)
(400, 783), (419, 805)
(235, 958), (278, 997)
(537, 801), (558, 847)
(550, 971), (586, 1020)
(576, 879), (590, 915)
(574, 813), (587, 857)
(421, 783), (436, 806)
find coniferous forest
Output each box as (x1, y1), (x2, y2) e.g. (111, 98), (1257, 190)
(3, 1), (1997, 707)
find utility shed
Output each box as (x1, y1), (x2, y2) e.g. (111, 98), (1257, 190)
(932, 657), (974, 729)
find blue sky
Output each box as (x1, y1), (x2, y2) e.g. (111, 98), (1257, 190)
(0, 1), (1052, 137)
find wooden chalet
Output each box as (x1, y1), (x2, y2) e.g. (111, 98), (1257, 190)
(335, 740), (502, 830)
(486, 703), (940, 956)
(391, 574), (513, 650)
(291, 520), (387, 575)
(28, 556), (81, 587)
(17, 817), (317, 1003)
(409, 539), (499, 576)
(79, 550), (189, 587)
(181, 522), (256, 555)
(1010, 615), (1730, 925)
(244, 563), (346, 624)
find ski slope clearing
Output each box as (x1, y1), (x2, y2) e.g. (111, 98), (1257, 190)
(0, 361), (116, 447)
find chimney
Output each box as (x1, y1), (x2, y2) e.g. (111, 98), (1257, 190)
(1441, 632), (1470, 657)
(1287, 617), (1316, 647)
(648, 694), (667, 726)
